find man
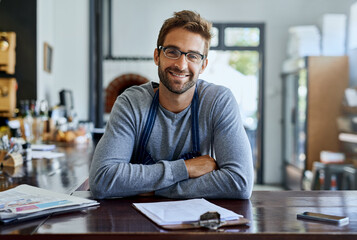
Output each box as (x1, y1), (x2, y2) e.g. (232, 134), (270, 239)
(89, 10), (254, 199)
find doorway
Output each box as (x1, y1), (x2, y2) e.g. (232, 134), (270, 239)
(201, 23), (265, 184)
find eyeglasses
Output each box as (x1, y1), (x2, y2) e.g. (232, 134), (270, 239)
(159, 46), (205, 64)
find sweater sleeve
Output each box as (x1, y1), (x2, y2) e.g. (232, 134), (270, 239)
(155, 88), (254, 199)
(89, 93), (189, 199)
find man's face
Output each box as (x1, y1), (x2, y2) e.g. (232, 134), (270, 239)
(154, 28), (208, 94)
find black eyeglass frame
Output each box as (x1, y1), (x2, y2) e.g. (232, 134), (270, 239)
(158, 46), (205, 63)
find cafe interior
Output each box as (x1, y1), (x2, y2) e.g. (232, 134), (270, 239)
(1, 0), (357, 238)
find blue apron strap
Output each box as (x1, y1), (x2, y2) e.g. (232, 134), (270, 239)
(134, 86), (200, 163)
(191, 87), (200, 154)
(135, 90), (159, 164)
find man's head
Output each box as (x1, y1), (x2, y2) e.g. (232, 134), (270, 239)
(157, 10), (212, 56)
(154, 11), (212, 95)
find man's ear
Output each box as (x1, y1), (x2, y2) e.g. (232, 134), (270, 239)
(199, 58), (208, 74)
(154, 48), (159, 66)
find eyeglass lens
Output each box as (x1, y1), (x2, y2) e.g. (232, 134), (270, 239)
(163, 47), (202, 63)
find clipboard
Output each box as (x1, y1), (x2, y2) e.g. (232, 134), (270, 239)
(160, 216), (250, 230)
(132, 199), (250, 230)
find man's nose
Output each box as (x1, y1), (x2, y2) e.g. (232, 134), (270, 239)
(174, 54), (189, 70)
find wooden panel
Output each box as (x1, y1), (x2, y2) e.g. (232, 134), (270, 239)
(0, 0), (37, 101)
(307, 56), (349, 170)
(0, 78), (17, 117)
(0, 32), (16, 74)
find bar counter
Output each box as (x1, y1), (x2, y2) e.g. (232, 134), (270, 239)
(1, 143), (357, 239)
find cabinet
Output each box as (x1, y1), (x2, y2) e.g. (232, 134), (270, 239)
(282, 56), (349, 190)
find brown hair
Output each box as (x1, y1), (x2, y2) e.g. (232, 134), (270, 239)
(157, 10), (212, 56)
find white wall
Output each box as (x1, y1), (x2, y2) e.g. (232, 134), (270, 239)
(37, 0), (55, 106)
(108, 0), (357, 184)
(37, 0), (89, 121)
(349, 2), (357, 86)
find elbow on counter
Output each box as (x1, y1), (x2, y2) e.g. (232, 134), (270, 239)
(226, 182), (252, 200)
(89, 166), (108, 199)
(89, 171), (137, 199)
(237, 188), (252, 200)
(89, 178), (109, 199)
(239, 176), (254, 199)
(229, 172), (253, 200)
(89, 167), (121, 199)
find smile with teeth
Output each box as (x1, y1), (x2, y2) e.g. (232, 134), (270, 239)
(170, 71), (190, 78)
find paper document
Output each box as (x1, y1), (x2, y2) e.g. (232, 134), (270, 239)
(133, 198), (242, 226)
(31, 144), (56, 151)
(31, 151), (65, 159)
(0, 184), (99, 224)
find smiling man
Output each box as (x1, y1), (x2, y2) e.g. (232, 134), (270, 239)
(89, 10), (254, 199)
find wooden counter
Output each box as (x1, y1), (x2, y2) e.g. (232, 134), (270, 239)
(1, 143), (357, 239)
(0, 142), (93, 194)
(2, 190), (357, 239)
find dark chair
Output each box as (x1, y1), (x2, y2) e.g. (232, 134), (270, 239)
(341, 166), (357, 190)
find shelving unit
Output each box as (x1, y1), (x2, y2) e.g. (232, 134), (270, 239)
(282, 56), (349, 190)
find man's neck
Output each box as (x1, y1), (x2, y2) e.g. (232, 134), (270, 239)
(158, 84), (195, 113)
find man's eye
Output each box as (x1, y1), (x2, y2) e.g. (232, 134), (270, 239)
(187, 53), (199, 60)
(166, 49), (179, 56)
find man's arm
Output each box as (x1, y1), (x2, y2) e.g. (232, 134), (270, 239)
(155, 88), (254, 199)
(89, 91), (189, 199)
(184, 155), (218, 178)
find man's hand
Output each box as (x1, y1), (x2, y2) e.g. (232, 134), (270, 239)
(184, 155), (218, 178)
(138, 191), (155, 197)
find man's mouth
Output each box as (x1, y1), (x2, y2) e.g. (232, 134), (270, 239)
(169, 71), (190, 78)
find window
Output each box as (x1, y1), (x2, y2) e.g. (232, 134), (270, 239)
(202, 23), (265, 183)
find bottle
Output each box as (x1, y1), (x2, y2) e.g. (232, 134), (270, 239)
(34, 100), (48, 143)
(319, 170), (325, 190)
(23, 100), (34, 143)
(330, 174), (337, 191)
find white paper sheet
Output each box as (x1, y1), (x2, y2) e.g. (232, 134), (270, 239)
(31, 144), (56, 151)
(133, 198), (242, 225)
(31, 151), (65, 159)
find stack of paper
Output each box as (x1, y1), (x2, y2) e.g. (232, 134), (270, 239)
(31, 144), (65, 159)
(287, 25), (321, 58)
(320, 151), (345, 164)
(345, 88), (357, 107)
(320, 14), (346, 56)
(31, 144), (56, 151)
(339, 132), (357, 143)
(31, 151), (65, 159)
(0, 185), (99, 224)
(133, 198), (242, 226)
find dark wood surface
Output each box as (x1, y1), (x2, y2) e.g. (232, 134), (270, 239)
(0, 142), (93, 194)
(33, 191), (357, 238)
(3, 191), (356, 239)
(0, 142), (94, 236)
(1, 143), (357, 239)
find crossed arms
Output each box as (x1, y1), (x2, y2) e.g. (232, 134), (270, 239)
(89, 87), (254, 199)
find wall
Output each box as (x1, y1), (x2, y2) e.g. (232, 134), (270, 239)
(0, 0), (37, 102)
(37, 0), (89, 120)
(37, 0), (55, 106)
(107, 0), (356, 184)
(349, 2), (357, 86)
(350, 48), (357, 86)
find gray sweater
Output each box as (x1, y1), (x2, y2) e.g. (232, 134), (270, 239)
(89, 79), (254, 199)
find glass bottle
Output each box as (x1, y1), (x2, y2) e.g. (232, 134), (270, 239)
(23, 100), (34, 143)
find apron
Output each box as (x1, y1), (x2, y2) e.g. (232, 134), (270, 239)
(131, 87), (201, 165)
